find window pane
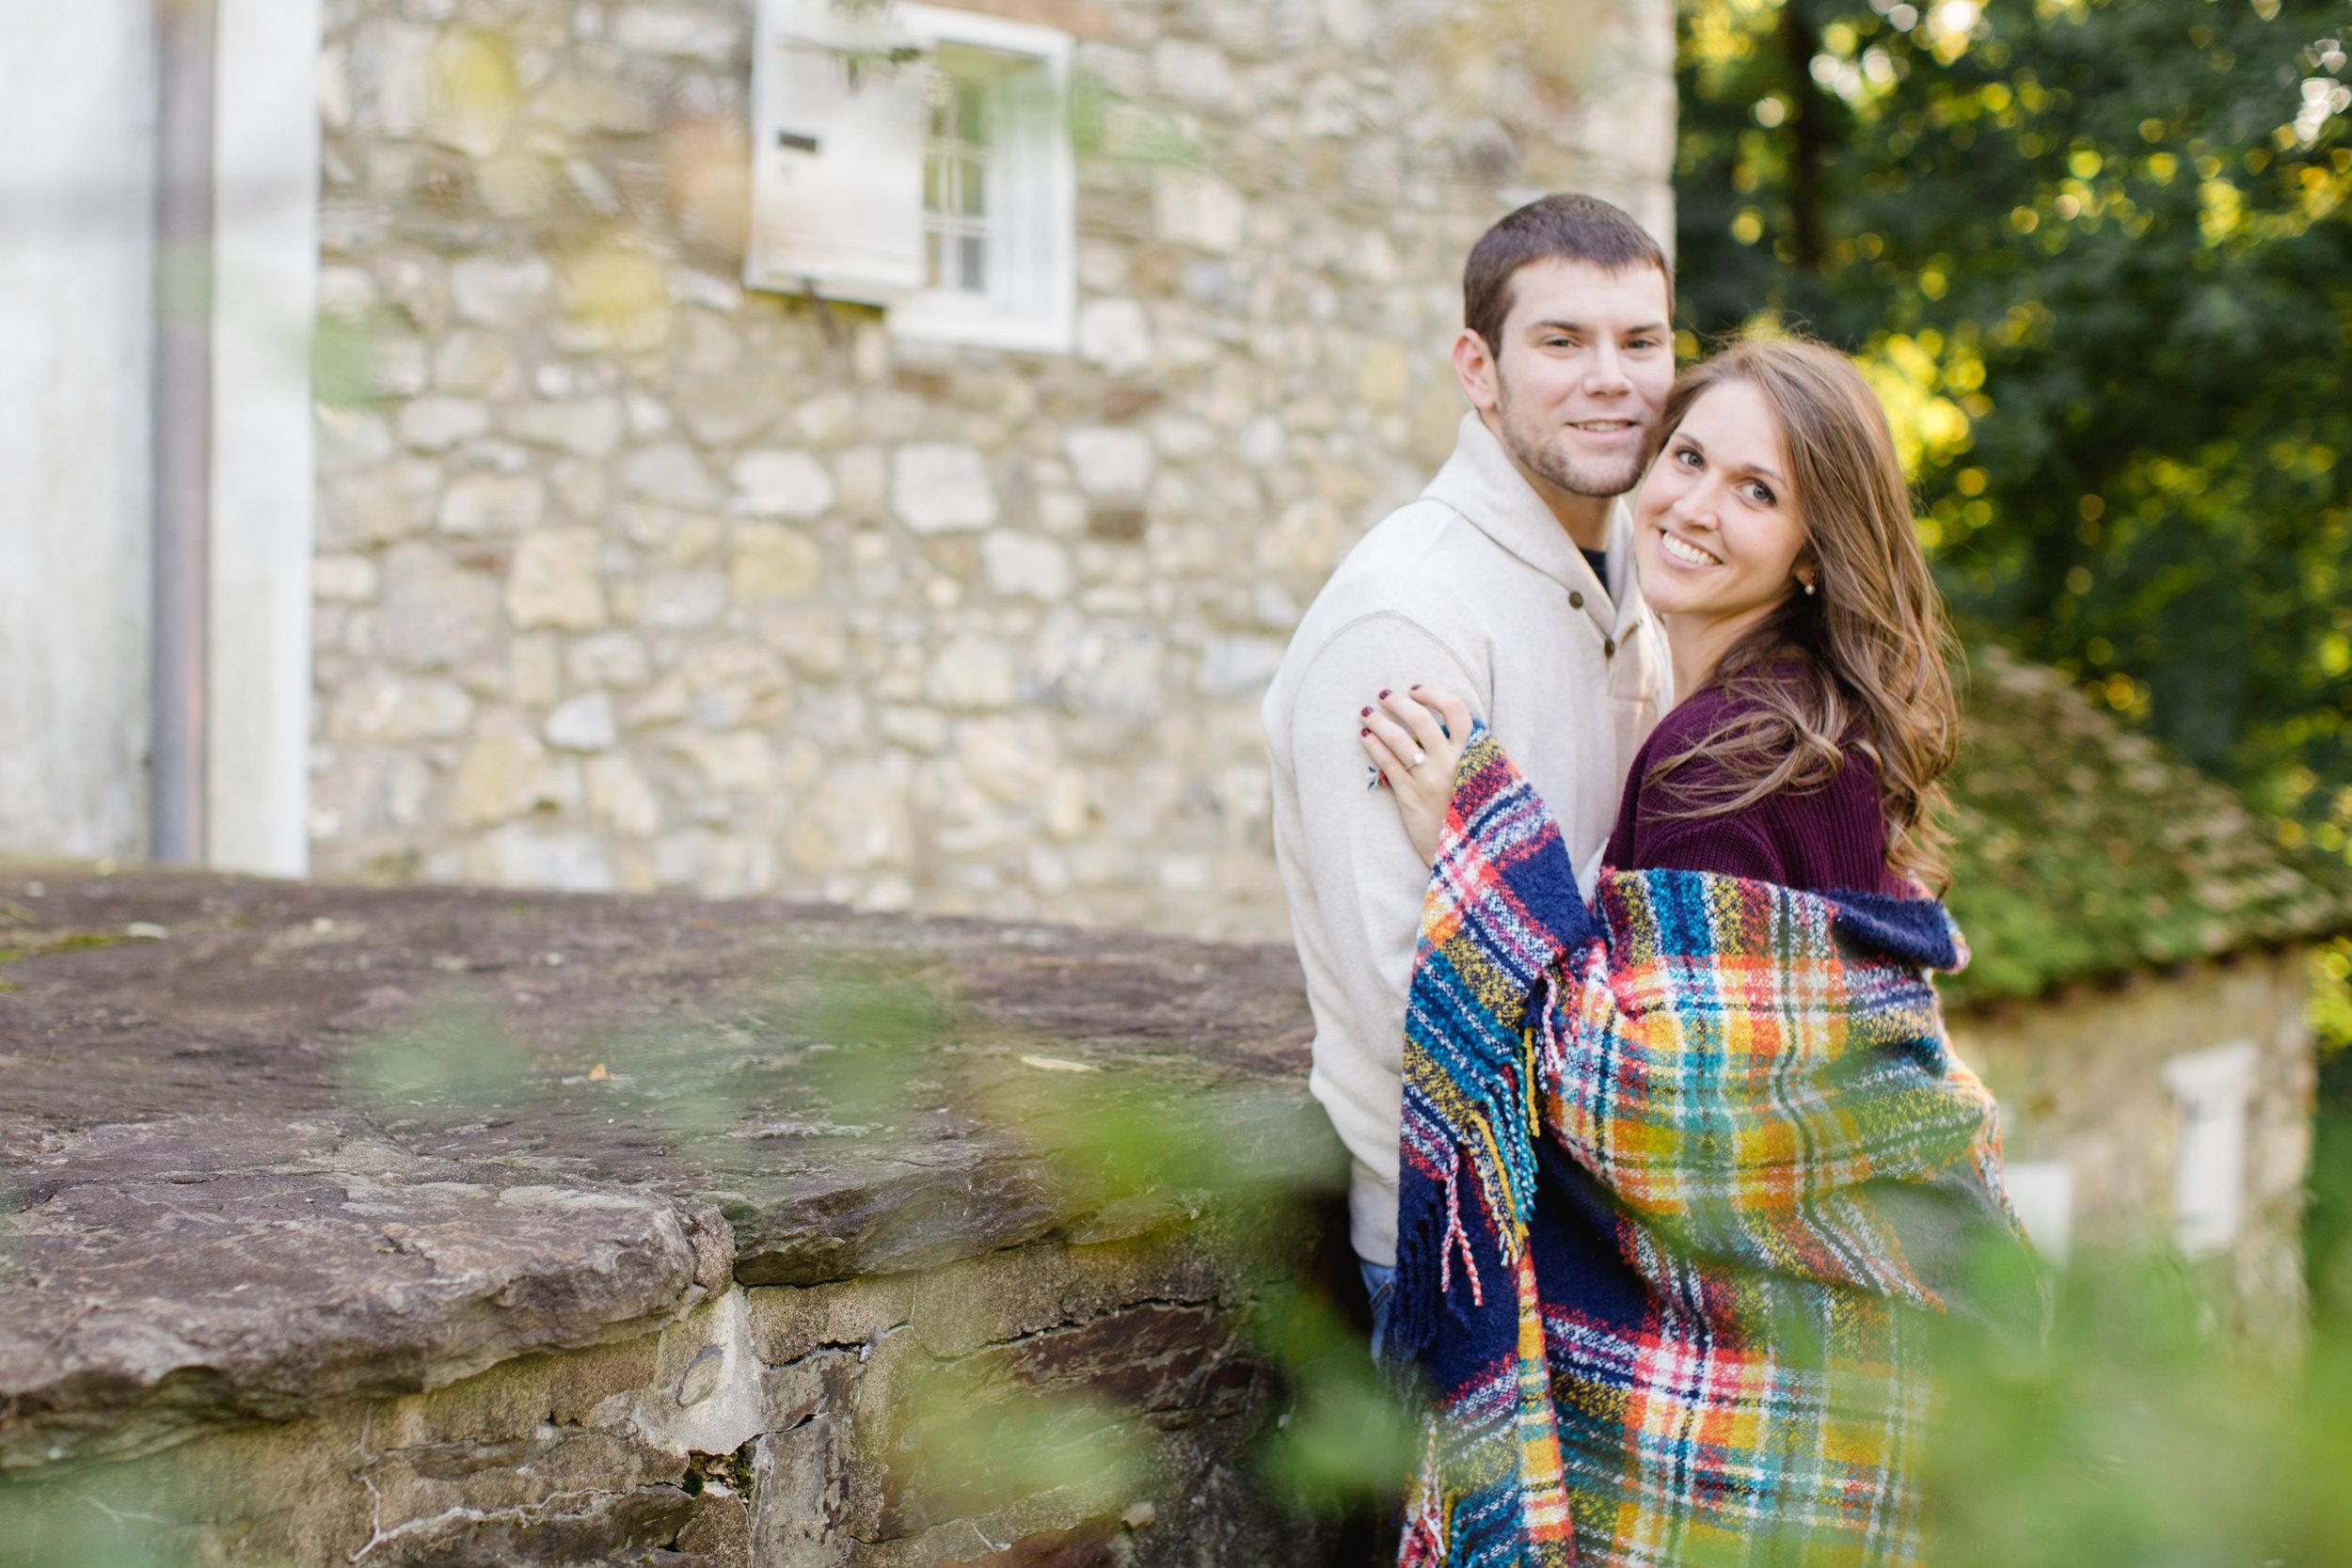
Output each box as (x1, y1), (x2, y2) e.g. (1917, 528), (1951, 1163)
(920, 66), (993, 298)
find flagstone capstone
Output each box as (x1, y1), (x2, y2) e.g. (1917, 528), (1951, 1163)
(0, 865), (1343, 1565)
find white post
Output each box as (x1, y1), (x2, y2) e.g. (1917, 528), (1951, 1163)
(206, 0), (323, 877)
(2163, 1040), (2261, 1259)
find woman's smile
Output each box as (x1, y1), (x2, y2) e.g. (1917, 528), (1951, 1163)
(1655, 530), (1723, 568)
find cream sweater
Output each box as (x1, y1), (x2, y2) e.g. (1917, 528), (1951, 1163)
(1261, 413), (1671, 1265)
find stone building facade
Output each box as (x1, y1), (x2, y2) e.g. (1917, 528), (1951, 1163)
(1953, 952), (2318, 1337)
(1933, 652), (2350, 1334)
(303, 0), (1677, 941)
(0, 868), (1359, 1567)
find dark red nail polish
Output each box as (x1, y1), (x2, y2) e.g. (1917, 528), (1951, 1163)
(1378, 689), (1391, 698)
(1360, 705), (1372, 716)
(1360, 726), (1371, 736)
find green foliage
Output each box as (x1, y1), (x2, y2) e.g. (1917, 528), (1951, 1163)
(2311, 934), (2352, 1050)
(0, 929), (119, 965)
(335, 990), (528, 1111)
(1677, 0), (2352, 827)
(888, 1373), (1147, 1518)
(0, 1492), (175, 1568)
(2310, 937), (2352, 1327)
(1928, 1240), (2352, 1564)
(1248, 1282), (1418, 1507)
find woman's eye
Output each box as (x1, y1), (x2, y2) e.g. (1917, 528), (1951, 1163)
(1675, 447), (1702, 467)
(1744, 482), (1776, 505)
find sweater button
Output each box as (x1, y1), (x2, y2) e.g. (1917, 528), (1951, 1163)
(1568, 591), (1583, 610)
(1603, 636), (1616, 657)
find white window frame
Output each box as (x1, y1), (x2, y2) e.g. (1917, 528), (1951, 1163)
(745, 0), (1074, 355)
(2162, 1039), (2260, 1259)
(888, 4), (1075, 355)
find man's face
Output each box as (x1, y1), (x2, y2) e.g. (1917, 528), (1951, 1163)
(1464, 259), (1676, 502)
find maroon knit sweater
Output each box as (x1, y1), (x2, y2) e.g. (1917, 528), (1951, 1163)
(1604, 675), (1909, 897)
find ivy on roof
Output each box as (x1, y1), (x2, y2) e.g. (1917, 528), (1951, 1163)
(1939, 648), (2352, 1010)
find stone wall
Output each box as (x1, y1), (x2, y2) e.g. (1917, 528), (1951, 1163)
(7, 1228), (1331, 1568)
(1951, 947), (2317, 1335)
(303, 0), (1677, 941)
(0, 866), (1357, 1566)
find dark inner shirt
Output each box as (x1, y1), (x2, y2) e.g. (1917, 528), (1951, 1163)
(1579, 546), (1610, 597)
(1602, 674), (1907, 896)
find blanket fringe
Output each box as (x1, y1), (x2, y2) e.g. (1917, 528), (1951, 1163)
(1441, 1146), (1485, 1308)
(1385, 1141), (1447, 1376)
(1398, 1418), (1451, 1568)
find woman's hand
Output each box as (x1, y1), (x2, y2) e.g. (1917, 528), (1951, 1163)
(1357, 686), (1473, 865)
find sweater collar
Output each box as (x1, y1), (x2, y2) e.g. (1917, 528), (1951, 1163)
(1422, 411), (1651, 641)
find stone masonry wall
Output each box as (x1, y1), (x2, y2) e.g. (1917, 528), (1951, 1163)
(0, 868), (1356, 1566)
(304, 0), (1677, 941)
(1951, 948), (2318, 1335)
(7, 1234), (1336, 1568)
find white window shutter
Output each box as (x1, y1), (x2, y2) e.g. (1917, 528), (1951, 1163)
(747, 0), (927, 304)
(2163, 1039), (2260, 1259)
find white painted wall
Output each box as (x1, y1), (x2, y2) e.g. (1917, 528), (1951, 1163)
(0, 3), (158, 860)
(0, 0), (320, 872)
(209, 0), (323, 876)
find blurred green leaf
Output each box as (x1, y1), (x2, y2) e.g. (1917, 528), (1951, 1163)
(334, 989), (526, 1111)
(1248, 1282), (1416, 1507)
(0, 1488), (175, 1568)
(1927, 1236), (2352, 1564)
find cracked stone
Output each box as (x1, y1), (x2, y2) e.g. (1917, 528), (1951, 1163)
(0, 868), (1335, 1551)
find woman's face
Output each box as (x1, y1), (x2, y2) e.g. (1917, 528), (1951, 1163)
(1635, 378), (1811, 625)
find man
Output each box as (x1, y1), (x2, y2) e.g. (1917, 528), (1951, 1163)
(1261, 194), (1677, 1331)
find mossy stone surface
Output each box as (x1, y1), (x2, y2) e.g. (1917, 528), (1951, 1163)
(1941, 648), (2352, 1008)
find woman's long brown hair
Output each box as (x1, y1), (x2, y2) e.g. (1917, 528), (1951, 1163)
(1644, 335), (1961, 889)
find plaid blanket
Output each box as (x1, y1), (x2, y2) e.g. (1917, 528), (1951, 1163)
(1388, 728), (2032, 1568)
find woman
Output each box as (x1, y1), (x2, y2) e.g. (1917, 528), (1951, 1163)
(1356, 338), (2034, 1568)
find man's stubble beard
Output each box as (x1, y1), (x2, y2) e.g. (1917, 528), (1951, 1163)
(1492, 370), (1652, 500)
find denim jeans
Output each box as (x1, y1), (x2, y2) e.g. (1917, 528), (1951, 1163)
(1360, 1259), (1397, 1363)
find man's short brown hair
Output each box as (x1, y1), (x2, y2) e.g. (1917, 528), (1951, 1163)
(1462, 193), (1674, 355)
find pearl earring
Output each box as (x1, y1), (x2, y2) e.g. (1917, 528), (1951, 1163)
(1803, 579), (1817, 596)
